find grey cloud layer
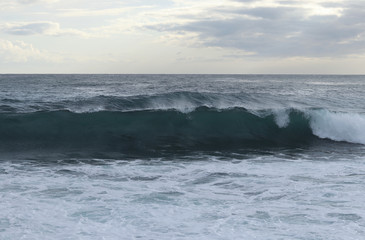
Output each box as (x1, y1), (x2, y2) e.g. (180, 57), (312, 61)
(17, 0), (57, 4)
(0, 22), (89, 37)
(147, 2), (365, 57)
(2, 22), (56, 35)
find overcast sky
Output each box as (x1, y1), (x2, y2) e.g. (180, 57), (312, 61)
(1, 0), (365, 73)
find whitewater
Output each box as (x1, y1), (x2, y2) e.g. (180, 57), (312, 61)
(1, 74), (365, 239)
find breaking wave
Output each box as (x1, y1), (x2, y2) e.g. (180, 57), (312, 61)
(0, 107), (364, 155)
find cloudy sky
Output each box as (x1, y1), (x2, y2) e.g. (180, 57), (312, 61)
(0, 0), (364, 73)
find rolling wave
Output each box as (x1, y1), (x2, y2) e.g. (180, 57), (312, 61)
(0, 91), (279, 113)
(0, 107), (364, 155)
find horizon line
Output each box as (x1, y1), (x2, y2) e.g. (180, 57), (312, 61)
(1, 73), (365, 76)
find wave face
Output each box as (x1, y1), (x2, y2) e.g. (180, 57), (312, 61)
(1, 107), (363, 155)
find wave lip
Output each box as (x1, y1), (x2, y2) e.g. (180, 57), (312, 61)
(0, 108), (363, 155)
(309, 109), (365, 145)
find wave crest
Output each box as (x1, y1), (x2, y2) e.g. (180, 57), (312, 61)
(1, 108), (363, 155)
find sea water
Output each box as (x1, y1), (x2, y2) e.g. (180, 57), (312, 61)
(0, 74), (365, 239)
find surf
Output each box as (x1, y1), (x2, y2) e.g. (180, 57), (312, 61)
(0, 107), (363, 155)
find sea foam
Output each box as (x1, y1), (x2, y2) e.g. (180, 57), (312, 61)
(309, 110), (365, 145)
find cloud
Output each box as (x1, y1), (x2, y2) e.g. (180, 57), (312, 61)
(0, 22), (91, 37)
(0, 0), (57, 10)
(0, 39), (117, 64)
(18, 0), (58, 4)
(1, 0), (364, 61)
(56, 6), (153, 17)
(143, 0), (365, 57)
(57, 8), (129, 17)
(0, 39), (59, 62)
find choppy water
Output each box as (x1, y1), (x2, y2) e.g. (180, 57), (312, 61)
(1, 74), (365, 239)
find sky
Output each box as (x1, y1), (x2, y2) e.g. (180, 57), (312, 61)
(0, 0), (365, 74)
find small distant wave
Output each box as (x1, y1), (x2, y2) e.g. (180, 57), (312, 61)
(0, 107), (363, 155)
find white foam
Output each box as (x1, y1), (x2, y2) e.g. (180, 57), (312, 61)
(67, 105), (106, 113)
(309, 110), (365, 145)
(273, 109), (290, 128)
(148, 95), (198, 113)
(2, 154), (365, 240)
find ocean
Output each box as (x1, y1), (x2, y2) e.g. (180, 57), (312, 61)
(1, 74), (365, 239)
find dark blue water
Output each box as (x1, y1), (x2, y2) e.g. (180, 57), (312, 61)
(1, 75), (365, 239)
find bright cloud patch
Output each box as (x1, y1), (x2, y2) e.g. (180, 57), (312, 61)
(0, 39), (44, 62)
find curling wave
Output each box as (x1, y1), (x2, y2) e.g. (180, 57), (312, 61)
(0, 107), (364, 155)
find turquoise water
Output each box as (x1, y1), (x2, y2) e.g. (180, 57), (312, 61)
(0, 75), (365, 239)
